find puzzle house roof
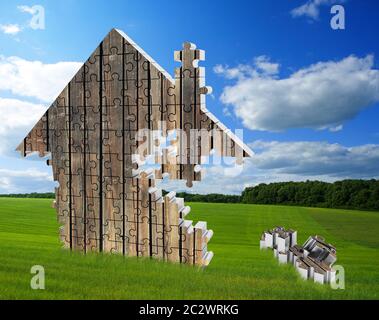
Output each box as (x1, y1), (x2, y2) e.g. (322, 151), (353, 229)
(17, 28), (253, 166)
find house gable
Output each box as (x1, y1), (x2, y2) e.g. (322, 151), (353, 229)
(17, 28), (253, 176)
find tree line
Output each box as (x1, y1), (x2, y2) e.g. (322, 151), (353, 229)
(174, 191), (241, 203)
(1, 179), (378, 210)
(0, 192), (55, 199)
(162, 190), (241, 203)
(241, 179), (379, 211)
(0, 191), (240, 203)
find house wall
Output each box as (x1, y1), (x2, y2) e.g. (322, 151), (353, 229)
(17, 29), (253, 267)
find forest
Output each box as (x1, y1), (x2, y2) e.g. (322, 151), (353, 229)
(241, 179), (379, 210)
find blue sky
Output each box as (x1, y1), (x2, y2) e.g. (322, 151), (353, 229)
(0, 0), (378, 194)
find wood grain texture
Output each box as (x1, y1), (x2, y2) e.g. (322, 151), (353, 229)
(16, 29), (253, 267)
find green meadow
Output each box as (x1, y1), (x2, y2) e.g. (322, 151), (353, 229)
(0, 197), (378, 299)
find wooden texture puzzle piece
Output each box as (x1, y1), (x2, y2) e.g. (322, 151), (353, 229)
(16, 28), (253, 267)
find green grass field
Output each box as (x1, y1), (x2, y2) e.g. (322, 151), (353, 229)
(0, 197), (378, 299)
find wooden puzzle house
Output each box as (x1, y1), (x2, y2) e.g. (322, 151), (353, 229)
(17, 29), (253, 267)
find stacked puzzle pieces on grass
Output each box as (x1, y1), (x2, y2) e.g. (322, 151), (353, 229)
(260, 227), (337, 284)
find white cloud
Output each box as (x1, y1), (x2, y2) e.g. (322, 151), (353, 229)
(0, 168), (52, 179)
(0, 168), (54, 193)
(0, 5), (42, 36)
(250, 140), (379, 178)
(17, 5), (38, 15)
(0, 98), (45, 155)
(0, 56), (81, 102)
(0, 56), (80, 158)
(254, 56), (280, 75)
(329, 124), (343, 132)
(216, 55), (379, 132)
(0, 24), (22, 35)
(214, 64), (255, 80)
(214, 56), (279, 81)
(291, 0), (342, 20)
(158, 140), (379, 194)
(17, 5), (45, 30)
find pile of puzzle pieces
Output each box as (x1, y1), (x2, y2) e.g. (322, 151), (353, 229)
(260, 227), (338, 284)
